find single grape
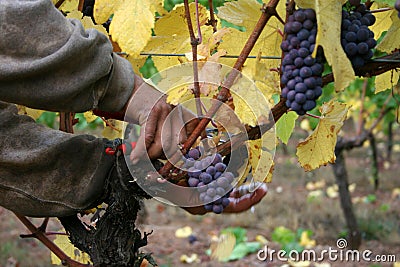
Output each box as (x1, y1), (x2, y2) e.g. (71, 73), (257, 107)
(188, 167), (201, 178)
(214, 171), (222, 179)
(366, 38), (376, 49)
(287, 90), (296, 101)
(188, 148), (200, 160)
(356, 28), (369, 42)
(222, 197), (230, 207)
(300, 40), (311, 49)
(294, 57), (304, 68)
(216, 187), (225, 196)
(311, 63), (324, 76)
(300, 66), (312, 78)
(295, 93), (307, 104)
(224, 172), (235, 183)
(314, 86), (322, 97)
(297, 29), (310, 41)
(304, 9), (316, 20)
(215, 162), (226, 172)
(212, 204), (224, 214)
(206, 166), (216, 176)
(290, 101), (302, 113)
(200, 172), (212, 184)
(303, 20), (314, 30)
(342, 19), (351, 29)
(357, 42), (369, 54)
(304, 77), (316, 88)
(304, 56), (316, 66)
(295, 82), (307, 93)
(207, 188), (216, 197)
(345, 32), (357, 42)
(216, 176), (229, 188)
(305, 89), (315, 100)
(303, 100), (316, 111)
(188, 178), (199, 187)
(211, 153), (222, 165)
(298, 47), (309, 58)
(287, 79), (296, 90)
(345, 42), (358, 56)
(348, 24), (360, 33)
(204, 204), (213, 211)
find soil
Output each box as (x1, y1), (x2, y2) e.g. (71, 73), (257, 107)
(1, 130), (400, 267)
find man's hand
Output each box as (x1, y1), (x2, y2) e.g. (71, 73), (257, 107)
(125, 75), (197, 163)
(183, 183), (268, 215)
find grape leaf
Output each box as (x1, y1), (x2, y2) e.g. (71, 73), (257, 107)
(375, 10), (400, 53)
(276, 111), (298, 144)
(102, 119), (125, 139)
(67, 10), (108, 35)
(57, 0), (79, 13)
(93, 0), (122, 24)
(296, 0), (355, 92)
(51, 235), (91, 265)
(83, 111), (98, 123)
(18, 106), (44, 120)
(210, 232), (236, 262)
(143, 3), (211, 71)
(296, 100), (349, 171)
(375, 70), (400, 94)
(247, 131), (275, 183)
(369, 3), (393, 40)
(108, 0), (161, 57)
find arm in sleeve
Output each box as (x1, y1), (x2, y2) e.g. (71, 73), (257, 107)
(0, 0), (134, 113)
(0, 102), (115, 217)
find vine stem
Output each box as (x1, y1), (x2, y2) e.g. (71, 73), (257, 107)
(159, 0), (282, 178)
(207, 0), (218, 32)
(184, 0), (203, 117)
(369, 7), (393, 13)
(14, 213), (90, 267)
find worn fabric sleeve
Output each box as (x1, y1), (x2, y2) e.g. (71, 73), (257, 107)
(0, 0), (136, 217)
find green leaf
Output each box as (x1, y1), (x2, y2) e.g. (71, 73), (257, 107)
(276, 111), (298, 144)
(221, 227), (247, 244)
(271, 226), (296, 246)
(224, 242), (262, 262)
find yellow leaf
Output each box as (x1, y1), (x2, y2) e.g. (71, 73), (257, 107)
(217, 0), (285, 69)
(83, 111), (98, 123)
(326, 184), (339, 198)
(256, 235), (269, 245)
(175, 226), (192, 238)
(210, 232), (236, 262)
(376, 10), (400, 53)
(109, 0), (161, 57)
(369, 3), (393, 40)
(127, 56), (148, 73)
(51, 235), (91, 265)
(67, 10), (108, 36)
(58, 0), (79, 13)
(231, 76), (272, 127)
(296, 100), (349, 171)
(375, 70), (400, 94)
(296, 0), (355, 92)
(101, 119), (124, 139)
(299, 231), (316, 248)
(143, 3), (211, 71)
(93, 0), (122, 24)
(247, 134), (275, 184)
(18, 106), (45, 120)
(180, 253), (200, 263)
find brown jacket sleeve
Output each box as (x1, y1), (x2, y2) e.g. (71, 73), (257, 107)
(0, 0), (136, 217)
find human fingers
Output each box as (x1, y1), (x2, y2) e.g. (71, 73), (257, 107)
(223, 183), (268, 213)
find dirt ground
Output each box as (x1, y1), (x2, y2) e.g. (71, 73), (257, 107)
(1, 129), (400, 267)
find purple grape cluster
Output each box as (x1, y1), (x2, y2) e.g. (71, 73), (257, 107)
(341, 1), (376, 68)
(280, 8), (324, 115)
(395, 0), (400, 18)
(183, 148), (233, 214)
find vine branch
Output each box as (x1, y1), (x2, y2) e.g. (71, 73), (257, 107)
(184, 0), (203, 117)
(207, 0), (218, 32)
(159, 0), (282, 178)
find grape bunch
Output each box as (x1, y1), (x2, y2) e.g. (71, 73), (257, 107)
(183, 148), (233, 214)
(280, 8), (324, 115)
(341, 0), (377, 68)
(395, 0), (400, 18)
